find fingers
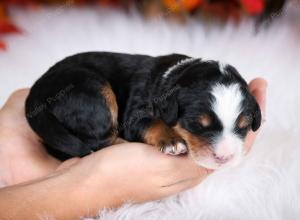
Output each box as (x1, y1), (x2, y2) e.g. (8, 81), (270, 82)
(160, 167), (211, 196)
(1, 88), (30, 114)
(8, 88), (30, 98)
(244, 78), (268, 152)
(172, 156), (211, 178)
(159, 154), (212, 189)
(248, 78), (267, 119)
(248, 78), (267, 92)
(2, 88), (30, 107)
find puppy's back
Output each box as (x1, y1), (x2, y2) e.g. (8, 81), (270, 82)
(25, 53), (118, 159)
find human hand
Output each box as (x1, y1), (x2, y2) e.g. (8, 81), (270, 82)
(56, 77), (267, 211)
(0, 89), (60, 186)
(0, 89), (211, 208)
(0, 143), (212, 220)
(58, 143), (212, 211)
(244, 78), (267, 152)
(0, 77), (266, 188)
(0, 78), (267, 220)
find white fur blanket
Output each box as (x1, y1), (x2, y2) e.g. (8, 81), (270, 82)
(0, 2), (300, 220)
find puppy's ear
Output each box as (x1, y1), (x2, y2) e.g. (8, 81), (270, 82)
(156, 90), (179, 126)
(252, 102), (262, 131)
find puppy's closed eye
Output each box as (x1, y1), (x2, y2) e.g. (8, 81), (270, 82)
(199, 114), (212, 127)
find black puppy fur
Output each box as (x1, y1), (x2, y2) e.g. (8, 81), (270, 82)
(25, 52), (261, 161)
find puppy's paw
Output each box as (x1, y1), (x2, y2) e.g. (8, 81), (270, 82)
(160, 140), (187, 155)
(143, 120), (187, 155)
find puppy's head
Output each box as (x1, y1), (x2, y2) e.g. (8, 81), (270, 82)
(160, 60), (261, 170)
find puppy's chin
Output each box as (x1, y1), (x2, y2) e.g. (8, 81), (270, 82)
(189, 152), (244, 170)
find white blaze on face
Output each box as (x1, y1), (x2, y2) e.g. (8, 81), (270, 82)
(211, 83), (244, 167)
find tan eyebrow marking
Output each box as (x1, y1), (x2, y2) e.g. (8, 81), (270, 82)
(199, 114), (212, 127)
(238, 115), (250, 129)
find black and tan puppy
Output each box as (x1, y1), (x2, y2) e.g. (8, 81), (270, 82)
(25, 52), (261, 170)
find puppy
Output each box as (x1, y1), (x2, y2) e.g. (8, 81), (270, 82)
(25, 52), (261, 169)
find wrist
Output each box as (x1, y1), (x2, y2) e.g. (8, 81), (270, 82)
(57, 158), (121, 217)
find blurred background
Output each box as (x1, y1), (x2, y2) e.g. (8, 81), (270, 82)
(0, 0), (294, 105)
(0, 0), (293, 106)
(1, 1), (300, 219)
(0, 0), (288, 49)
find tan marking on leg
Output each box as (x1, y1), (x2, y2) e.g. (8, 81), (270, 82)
(112, 137), (128, 145)
(101, 85), (118, 127)
(199, 114), (212, 127)
(173, 123), (211, 158)
(144, 120), (174, 146)
(143, 120), (186, 154)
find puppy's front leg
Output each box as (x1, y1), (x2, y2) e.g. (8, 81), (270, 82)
(143, 119), (187, 155)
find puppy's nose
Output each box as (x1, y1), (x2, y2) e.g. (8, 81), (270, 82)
(213, 153), (234, 164)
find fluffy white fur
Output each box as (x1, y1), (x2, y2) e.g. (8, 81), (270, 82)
(0, 2), (300, 220)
